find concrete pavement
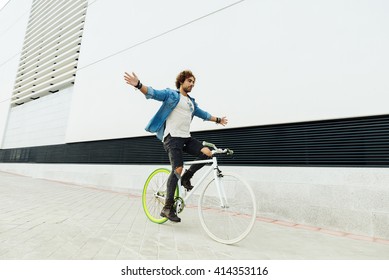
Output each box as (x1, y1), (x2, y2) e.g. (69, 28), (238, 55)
(0, 170), (389, 260)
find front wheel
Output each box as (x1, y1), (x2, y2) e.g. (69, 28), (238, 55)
(198, 172), (257, 244)
(142, 168), (179, 224)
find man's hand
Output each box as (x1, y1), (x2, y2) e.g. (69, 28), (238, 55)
(220, 116), (228, 126)
(124, 72), (139, 87)
(212, 116), (228, 126)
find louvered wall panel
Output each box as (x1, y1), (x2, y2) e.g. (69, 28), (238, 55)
(11, 0), (88, 106)
(190, 114), (389, 166)
(1, 114), (389, 167)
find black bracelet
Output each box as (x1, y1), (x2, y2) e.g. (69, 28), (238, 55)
(216, 117), (221, 124)
(135, 80), (142, 89)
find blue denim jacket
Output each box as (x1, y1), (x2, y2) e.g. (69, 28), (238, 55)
(144, 87), (212, 141)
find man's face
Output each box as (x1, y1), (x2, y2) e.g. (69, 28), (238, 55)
(181, 76), (195, 93)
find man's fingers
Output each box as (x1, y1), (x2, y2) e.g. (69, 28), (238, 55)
(124, 72), (135, 79)
(124, 72), (137, 86)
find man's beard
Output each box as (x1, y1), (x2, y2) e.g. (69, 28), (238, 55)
(183, 85), (192, 93)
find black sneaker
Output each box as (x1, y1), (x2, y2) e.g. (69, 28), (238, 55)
(160, 206), (181, 223)
(181, 170), (194, 191)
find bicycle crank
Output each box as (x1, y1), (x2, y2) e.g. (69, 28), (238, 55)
(174, 197), (185, 214)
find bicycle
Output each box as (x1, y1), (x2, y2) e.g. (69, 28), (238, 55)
(142, 141), (257, 244)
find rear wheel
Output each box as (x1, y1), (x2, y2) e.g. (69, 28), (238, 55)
(142, 168), (178, 224)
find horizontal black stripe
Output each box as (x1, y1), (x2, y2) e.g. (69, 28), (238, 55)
(1, 113), (389, 167)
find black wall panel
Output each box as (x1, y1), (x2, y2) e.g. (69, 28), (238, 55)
(1, 114), (389, 167)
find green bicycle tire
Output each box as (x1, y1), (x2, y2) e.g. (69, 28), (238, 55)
(142, 168), (179, 224)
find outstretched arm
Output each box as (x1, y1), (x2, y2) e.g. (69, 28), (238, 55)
(124, 72), (148, 95)
(193, 105), (228, 126)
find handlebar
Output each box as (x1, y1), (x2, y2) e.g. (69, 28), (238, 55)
(202, 141), (234, 156)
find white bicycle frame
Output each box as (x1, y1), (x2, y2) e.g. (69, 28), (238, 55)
(175, 150), (229, 211)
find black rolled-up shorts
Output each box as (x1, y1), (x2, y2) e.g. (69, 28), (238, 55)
(163, 134), (204, 170)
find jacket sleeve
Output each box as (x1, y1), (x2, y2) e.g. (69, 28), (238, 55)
(145, 87), (170, 102)
(193, 104), (212, 121)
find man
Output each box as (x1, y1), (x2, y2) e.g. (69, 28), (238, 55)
(124, 70), (228, 222)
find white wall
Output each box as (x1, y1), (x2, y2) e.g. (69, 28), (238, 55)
(0, 0), (32, 147)
(66, 0), (389, 143)
(1, 0), (389, 144)
(2, 87), (73, 148)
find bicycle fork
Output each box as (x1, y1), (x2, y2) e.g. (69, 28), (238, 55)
(213, 167), (229, 209)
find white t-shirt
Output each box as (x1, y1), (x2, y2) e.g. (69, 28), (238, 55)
(163, 94), (194, 140)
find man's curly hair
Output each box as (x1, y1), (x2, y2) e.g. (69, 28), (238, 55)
(175, 70), (196, 89)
